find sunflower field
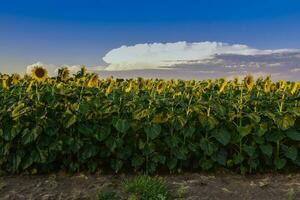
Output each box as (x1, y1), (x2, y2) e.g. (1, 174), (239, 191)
(0, 66), (300, 174)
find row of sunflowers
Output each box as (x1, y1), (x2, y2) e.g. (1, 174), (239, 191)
(0, 66), (299, 174)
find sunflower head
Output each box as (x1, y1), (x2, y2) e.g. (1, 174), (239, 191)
(125, 80), (134, 93)
(218, 80), (228, 94)
(233, 76), (239, 85)
(105, 83), (114, 96)
(156, 81), (164, 94)
(31, 66), (48, 82)
(58, 67), (70, 81)
(138, 79), (145, 90)
(290, 82), (299, 95)
(265, 76), (272, 83)
(256, 76), (264, 85)
(1, 74), (9, 88)
(271, 83), (277, 92)
(277, 80), (286, 90)
(47, 78), (55, 84)
(87, 74), (99, 88)
(243, 75), (254, 91)
(11, 73), (21, 85)
(190, 80), (196, 86)
(264, 81), (272, 93)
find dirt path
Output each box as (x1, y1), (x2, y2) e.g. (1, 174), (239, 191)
(0, 172), (299, 200)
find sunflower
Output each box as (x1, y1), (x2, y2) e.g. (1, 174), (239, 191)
(264, 81), (272, 93)
(190, 80), (196, 86)
(156, 81), (164, 94)
(31, 66), (48, 82)
(218, 80), (228, 94)
(11, 73), (21, 85)
(75, 66), (88, 79)
(290, 82), (299, 95)
(125, 80), (134, 93)
(105, 82), (114, 96)
(138, 79), (145, 90)
(58, 67), (70, 81)
(277, 80), (286, 90)
(233, 76), (239, 85)
(256, 76), (264, 85)
(47, 78), (55, 84)
(87, 74), (99, 88)
(173, 91), (182, 98)
(243, 75), (254, 91)
(1, 74), (9, 88)
(204, 80), (212, 89)
(271, 83), (277, 92)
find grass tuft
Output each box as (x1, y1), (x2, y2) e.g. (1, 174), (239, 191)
(122, 175), (171, 200)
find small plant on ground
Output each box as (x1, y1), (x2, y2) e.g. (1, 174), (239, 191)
(98, 191), (120, 200)
(123, 175), (171, 200)
(176, 183), (189, 199)
(287, 188), (296, 200)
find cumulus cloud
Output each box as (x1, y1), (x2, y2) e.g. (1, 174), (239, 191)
(102, 41), (299, 71)
(24, 41), (300, 81)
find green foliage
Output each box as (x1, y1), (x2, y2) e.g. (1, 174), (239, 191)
(0, 71), (300, 174)
(122, 175), (171, 200)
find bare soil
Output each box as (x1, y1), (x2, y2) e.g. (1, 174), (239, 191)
(1, 172), (300, 200)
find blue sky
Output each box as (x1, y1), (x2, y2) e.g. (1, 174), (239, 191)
(1, 0), (300, 80)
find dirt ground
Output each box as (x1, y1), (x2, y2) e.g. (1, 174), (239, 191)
(0, 172), (300, 200)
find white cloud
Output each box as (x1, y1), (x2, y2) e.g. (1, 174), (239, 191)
(23, 41), (300, 81)
(290, 68), (300, 72)
(268, 63), (282, 67)
(102, 41), (299, 71)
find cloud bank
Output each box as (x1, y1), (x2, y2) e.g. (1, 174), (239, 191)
(102, 41), (299, 71)
(25, 41), (300, 81)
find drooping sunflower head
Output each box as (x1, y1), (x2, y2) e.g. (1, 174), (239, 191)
(47, 78), (55, 84)
(218, 80), (228, 94)
(290, 82), (299, 95)
(138, 79), (145, 90)
(277, 80), (286, 91)
(271, 83), (277, 92)
(11, 73), (21, 85)
(58, 67), (70, 81)
(156, 81), (165, 94)
(233, 76), (239, 85)
(190, 80), (196, 86)
(75, 66), (89, 79)
(264, 81), (272, 93)
(105, 81), (114, 96)
(1, 74), (9, 80)
(31, 66), (48, 82)
(125, 80), (135, 93)
(87, 74), (99, 88)
(265, 75), (272, 83)
(243, 75), (254, 91)
(256, 76), (263, 84)
(1, 74), (10, 88)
